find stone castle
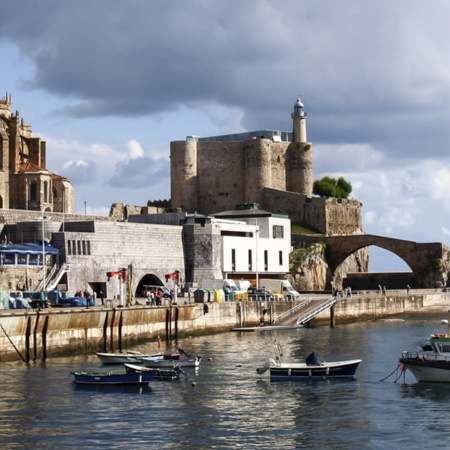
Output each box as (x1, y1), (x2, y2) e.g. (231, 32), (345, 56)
(0, 93), (74, 213)
(170, 97), (363, 236)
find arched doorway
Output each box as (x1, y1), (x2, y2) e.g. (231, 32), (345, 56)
(136, 274), (168, 298)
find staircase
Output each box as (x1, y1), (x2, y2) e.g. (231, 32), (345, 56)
(274, 295), (337, 326)
(37, 263), (70, 291)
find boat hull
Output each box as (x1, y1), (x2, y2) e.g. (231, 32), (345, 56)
(96, 352), (162, 364)
(400, 357), (450, 383)
(142, 356), (202, 368)
(268, 360), (362, 381)
(71, 368), (157, 385)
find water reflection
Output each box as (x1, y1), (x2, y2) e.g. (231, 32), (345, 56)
(1, 317), (449, 448)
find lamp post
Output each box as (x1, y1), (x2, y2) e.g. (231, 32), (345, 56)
(42, 215), (46, 292)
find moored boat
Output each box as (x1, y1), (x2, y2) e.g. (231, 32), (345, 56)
(256, 341), (362, 381)
(142, 347), (202, 368)
(96, 351), (162, 364)
(400, 333), (450, 383)
(71, 364), (157, 385)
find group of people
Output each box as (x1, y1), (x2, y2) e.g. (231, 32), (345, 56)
(74, 289), (105, 307)
(145, 288), (163, 306)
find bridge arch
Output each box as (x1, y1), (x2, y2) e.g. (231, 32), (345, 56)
(323, 234), (448, 288)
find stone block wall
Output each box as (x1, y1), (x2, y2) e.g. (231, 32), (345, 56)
(58, 221), (186, 298)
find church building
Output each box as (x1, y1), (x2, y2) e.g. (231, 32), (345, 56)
(0, 93), (74, 213)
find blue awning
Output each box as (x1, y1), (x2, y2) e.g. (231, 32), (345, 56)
(0, 243), (59, 255)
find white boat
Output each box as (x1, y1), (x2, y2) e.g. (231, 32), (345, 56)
(96, 351), (162, 364)
(142, 347), (202, 368)
(256, 341), (362, 381)
(400, 333), (450, 383)
(142, 354), (202, 368)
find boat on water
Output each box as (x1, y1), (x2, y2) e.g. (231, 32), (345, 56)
(256, 341), (362, 381)
(400, 333), (450, 383)
(142, 347), (202, 368)
(152, 366), (189, 381)
(71, 363), (158, 385)
(96, 351), (162, 364)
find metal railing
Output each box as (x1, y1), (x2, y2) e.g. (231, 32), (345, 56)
(273, 296), (314, 324)
(296, 297), (337, 325)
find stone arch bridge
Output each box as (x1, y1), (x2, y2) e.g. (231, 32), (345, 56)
(294, 234), (449, 288)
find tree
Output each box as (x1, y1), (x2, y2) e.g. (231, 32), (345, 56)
(313, 176), (352, 199)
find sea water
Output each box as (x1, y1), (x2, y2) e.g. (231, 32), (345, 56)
(0, 314), (449, 449)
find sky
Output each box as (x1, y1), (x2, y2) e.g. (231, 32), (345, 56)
(1, 0), (450, 272)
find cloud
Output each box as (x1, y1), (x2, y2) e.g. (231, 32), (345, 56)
(3, 1), (450, 266)
(62, 159), (96, 184)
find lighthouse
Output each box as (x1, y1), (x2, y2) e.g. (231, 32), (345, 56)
(291, 96), (307, 143)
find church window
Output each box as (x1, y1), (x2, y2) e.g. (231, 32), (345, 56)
(30, 181), (37, 202)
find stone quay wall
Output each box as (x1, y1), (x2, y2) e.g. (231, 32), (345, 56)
(0, 292), (447, 362)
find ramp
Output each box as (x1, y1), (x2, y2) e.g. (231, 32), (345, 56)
(274, 296), (337, 326)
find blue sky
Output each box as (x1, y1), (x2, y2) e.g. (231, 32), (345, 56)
(2, 1), (450, 272)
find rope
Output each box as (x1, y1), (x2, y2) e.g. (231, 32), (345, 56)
(380, 363), (403, 382)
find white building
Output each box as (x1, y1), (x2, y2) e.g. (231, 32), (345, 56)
(185, 203), (292, 287)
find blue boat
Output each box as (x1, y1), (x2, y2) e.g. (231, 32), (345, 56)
(71, 364), (157, 385)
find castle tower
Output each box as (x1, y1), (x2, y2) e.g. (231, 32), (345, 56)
(291, 96), (307, 143)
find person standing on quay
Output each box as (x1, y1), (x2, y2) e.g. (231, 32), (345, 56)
(99, 290), (104, 306)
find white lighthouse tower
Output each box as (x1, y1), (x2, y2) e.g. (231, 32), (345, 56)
(291, 96), (307, 143)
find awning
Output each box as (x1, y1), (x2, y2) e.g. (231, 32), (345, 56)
(0, 243), (59, 255)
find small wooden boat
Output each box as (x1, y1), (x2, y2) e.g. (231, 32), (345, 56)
(71, 364), (157, 385)
(256, 341), (362, 381)
(96, 351), (162, 364)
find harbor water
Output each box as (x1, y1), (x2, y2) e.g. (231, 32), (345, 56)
(1, 313), (449, 449)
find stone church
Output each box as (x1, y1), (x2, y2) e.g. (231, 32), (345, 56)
(0, 93), (74, 213)
(170, 97), (362, 236)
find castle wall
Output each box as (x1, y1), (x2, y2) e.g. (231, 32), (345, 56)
(287, 142), (313, 196)
(196, 141), (245, 214)
(170, 140), (198, 213)
(171, 138), (313, 216)
(262, 188), (362, 235)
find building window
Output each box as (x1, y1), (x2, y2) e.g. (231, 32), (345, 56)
(248, 249), (252, 271)
(231, 249), (236, 271)
(77, 241), (81, 255)
(87, 241), (91, 255)
(67, 240), (71, 256)
(44, 181), (48, 203)
(82, 240), (86, 255)
(264, 250), (268, 270)
(273, 225), (284, 239)
(279, 251), (283, 266)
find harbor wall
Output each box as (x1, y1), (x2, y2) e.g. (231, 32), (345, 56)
(0, 293), (448, 362)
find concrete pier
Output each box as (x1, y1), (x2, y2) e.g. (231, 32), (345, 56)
(0, 291), (448, 362)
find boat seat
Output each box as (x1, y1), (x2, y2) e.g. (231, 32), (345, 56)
(305, 351), (320, 365)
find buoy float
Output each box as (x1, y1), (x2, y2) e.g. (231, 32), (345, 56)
(191, 381), (196, 387)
